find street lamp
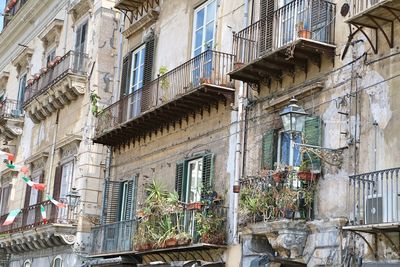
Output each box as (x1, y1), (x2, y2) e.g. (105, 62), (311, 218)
(279, 98), (308, 135)
(66, 188), (81, 208)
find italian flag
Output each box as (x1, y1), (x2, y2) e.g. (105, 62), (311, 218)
(0, 151), (14, 162)
(46, 195), (67, 208)
(40, 205), (47, 224)
(22, 177), (46, 191)
(2, 209), (21, 226)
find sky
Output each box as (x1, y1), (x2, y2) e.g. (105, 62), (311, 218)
(0, 0), (6, 30)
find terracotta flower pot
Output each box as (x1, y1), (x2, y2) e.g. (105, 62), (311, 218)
(54, 56), (62, 64)
(165, 237), (178, 247)
(40, 68), (48, 74)
(27, 79), (34, 86)
(177, 238), (191, 246)
(234, 62), (244, 70)
(233, 184), (240, 193)
(297, 171), (318, 181)
(272, 172), (283, 183)
(187, 202), (202, 210)
(34, 73), (41, 80)
(298, 29), (312, 39)
(134, 244), (143, 251)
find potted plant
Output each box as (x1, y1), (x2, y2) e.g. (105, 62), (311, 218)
(272, 163), (287, 184)
(176, 232), (192, 246)
(195, 211), (226, 245)
(297, 160), (318, 181)
(27, 79), (34, 86)
(187, 202), (202, 210)
(296, 21), (311, 39)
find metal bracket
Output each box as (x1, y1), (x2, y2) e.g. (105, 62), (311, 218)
(295, 143), (344, 167)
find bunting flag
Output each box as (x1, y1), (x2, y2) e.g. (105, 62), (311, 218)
(40, 205), (47, 224)
(46, 195), (67, 209)
(22, 177), (46, 191)
(2, 209), (21, 226)
(0, 151), (14, 162)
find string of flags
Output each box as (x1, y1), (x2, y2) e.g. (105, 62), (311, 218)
(0, 150), (67, 226)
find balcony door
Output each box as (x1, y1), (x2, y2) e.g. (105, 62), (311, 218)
(184, 158), (203, 235)
(74, 21), (88, 73)
(26, 176), (40, 225)
(128, 45), (146, 120)
(17, 73), (26, 112)
(192, 0), (217, 87)
(58, 161), (74, 223)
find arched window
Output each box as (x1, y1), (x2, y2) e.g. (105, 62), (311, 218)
(23, 260), (31, 267)
(52, 256), (63, 267)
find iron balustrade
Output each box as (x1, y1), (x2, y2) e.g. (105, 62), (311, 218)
(233, 0), (335, 65)
(96, 50), (235, 136)
(23, 51), (88, 107)
(0, 99), (24, 118)
(349, 168), (400, 225)
(350, 0), (382, 17)
(90, 219), (137, 255)
(0, 199), (76, 234)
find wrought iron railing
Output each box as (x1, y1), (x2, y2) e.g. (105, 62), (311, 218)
(0, 199), (76, 234)
(96, 50), (235, 136)
(349, 168), (400, 225)
(350, 0), (382, 17)
(233, 0), (335, 65)
(0, 99), (23, 119)
(90, 219), (137, 255)
(23, 50), (88, 107)
(239, 170), (316, 225)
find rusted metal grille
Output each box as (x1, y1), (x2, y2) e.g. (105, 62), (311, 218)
(0, 200), (77, 234)
(233, 0), (335, 65)
(349, 168), (400, 225)
(96, 50), (235, 138)
(23, 50), (88, 107)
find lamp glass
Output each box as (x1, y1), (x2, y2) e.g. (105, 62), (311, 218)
(279, 98), (307, 134)
(66, 188), (80, 207)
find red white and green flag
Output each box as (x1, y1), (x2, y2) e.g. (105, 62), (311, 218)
(46, 195), (67, 208)
(40, 205), (47, 224)
(2, 209), (21, 226)
(22, 177), (46, 191)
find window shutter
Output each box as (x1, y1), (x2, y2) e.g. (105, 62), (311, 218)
(143, 38), (155, 85)
(311, 0), (329, 43)
(259, 0), (274, 55)
(120, 55), (132, 99)
(124, 176), (138, 221)
(202, 154), (215, 195)
(53, 166), (63, 200)
(303, 116), (322, 172)
(102, 180), (122, 224)
(37, 171), (45, 203)
(262, 129), (279, 169)
(175, 162), (185, 201)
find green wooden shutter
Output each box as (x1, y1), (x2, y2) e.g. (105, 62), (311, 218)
(124, 176), (138, 221)
(303, 116), (322, 172)
(102, 180), (123, 224)
(119, 54), (132, 99)
(143, 38), (155, 85)
(175, 162), (185, 201)
(202, 154), (215, 195)
(261, 129), (279, 169)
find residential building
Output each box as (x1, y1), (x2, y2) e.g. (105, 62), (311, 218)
(0, 0), (117, 266)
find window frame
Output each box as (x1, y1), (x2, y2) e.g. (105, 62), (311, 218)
(276, 130), (301, 168)
(74, 20), (89, 53)
(191, 0), (218, 57)
(185, 157), (204, 203)
(23, 259), (32, 267)
(17, 73), (27, 110)
(129, 44), (146, 94)
(52, 256), (63, 267)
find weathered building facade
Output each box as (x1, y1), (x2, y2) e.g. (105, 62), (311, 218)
(0, 0), (117, 266)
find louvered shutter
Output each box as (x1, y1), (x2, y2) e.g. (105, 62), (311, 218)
(53, 166), (63, 200)
(311, 0), (329, 43)
(261, 129), (279, 169)
(141, 38), (156, 112)
(102, 180), (122, 224)
(37, 172), (45, 203)
(303, 116), (322, 172)
(22, 184), (31, 225)
(123, 176), (138, 221)
(175, 162), (185, 201)
(0, 188), (2, 215)
(202, 154), (215, 195)
(119, 55), (131, 99)
(259, 0), (274, 55)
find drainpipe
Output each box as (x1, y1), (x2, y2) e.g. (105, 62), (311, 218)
(47, 110), (60, 194)
(232, 0), (250, 244)
(113, 12), (125, 102)
(101, 146), (112, 224)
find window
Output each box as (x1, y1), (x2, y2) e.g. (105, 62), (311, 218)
(74, 21), (88, 71)
(17, 73), (27, 111)
(46, 48), (56, 67)
(192, 0), (217, 56)
(52, 256), (62, 267)
(26, 174), (40, 225)
(58, 161), (74, 222)
(261, 116), (322, 171)
(128, 45), (146, 118)
(0, 185), (11, 215)
(175, 153), (214, 202)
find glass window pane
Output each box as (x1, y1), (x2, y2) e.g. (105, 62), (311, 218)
(140, 49), (146, 65)
(196, 9), (204, 29)
(293, 134), (301, 166)
(194, 29), (203, 50)
(134, 53), (140, 68)
(206, 1), (216, 23)
(205, 22), (214, 43)
(280, 132), (290, 165)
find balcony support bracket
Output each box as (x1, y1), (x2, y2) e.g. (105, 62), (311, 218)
(342, 26), (378, 60)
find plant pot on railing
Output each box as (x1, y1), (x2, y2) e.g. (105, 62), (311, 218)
(40, 68), (48, 74)
(298, 29), (312, 39)
(297, 171), (318, 181)
(54, 56), (62, 65)
(187, 202), (202, 210)
(34, 73), (41, 80)
(272, 171), (284, 183)
(27, 79), (34, 86)
(165, 237), (178, 248)
(234, 62), (245, 70)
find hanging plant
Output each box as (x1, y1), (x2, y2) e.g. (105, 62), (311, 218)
(90, 92), (101, 117)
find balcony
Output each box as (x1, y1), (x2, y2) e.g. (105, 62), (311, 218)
(91, 219), (137, 256)
(345, 0), (400, 54)
(344, 167), (400, 231)
(23, 51), (88, 123)
(0, 99), (24, 140)
(115, 0), (159, 20)
(94, 50), (235, 146)
(0, 200), (77, 253)
(3, 0), (29, 28)
(230, 0), (335, 84)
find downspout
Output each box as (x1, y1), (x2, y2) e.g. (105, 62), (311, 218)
(47, 110), (60, 194)
(113, 12), (125, 102)
(232, 0), (250, 244)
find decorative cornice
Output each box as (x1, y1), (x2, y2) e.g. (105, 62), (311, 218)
(39, 19), (64, 49)
(68, 0), (93, 23)
(122, 9), (159, 38)
(11, 48), (34, 73)
(25, 151), (49, 165)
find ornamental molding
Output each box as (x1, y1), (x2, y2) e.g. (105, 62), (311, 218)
(68, 0), (93, 23)
(25, 151), (49, 171)
(122, 9), (159, 38)
(11, 48), (34, 74)
(39, 19), (64, 49)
